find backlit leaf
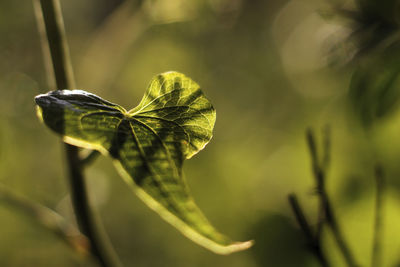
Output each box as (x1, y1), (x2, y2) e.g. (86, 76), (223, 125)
(35, 71), (253, 254)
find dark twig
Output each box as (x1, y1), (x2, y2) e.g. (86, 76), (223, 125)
(306, 128), (358, 267)
(371, 164), (385, 267)
(321, 188), (357, 267)
(81, 150), (101, 167)
(315, 126), (331, 242)
(315, 194), (326, 243)
(288, 193), (330, 267)
(33, 0), (121, 266)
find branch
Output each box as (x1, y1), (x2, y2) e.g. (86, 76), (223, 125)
(306, 128), (358, 267)
(81, 150), (101, 167)
(288, 193), (330, 267)
(33, 1), (121, 266)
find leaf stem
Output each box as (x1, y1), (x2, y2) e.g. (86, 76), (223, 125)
(371, 164), (384, 267)
(315, 126), (331, 242)
(34, 0), (121, 266)
(288, 193), (330, 267)
(35, 0), (75, 89)
(81, 150), (102, 167)
(306, 128), (358, 267)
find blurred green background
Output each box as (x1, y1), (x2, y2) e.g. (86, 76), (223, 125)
(2, 0), (400, 266)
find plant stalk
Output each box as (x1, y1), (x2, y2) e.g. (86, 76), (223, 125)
(82, 150), (101, 168)
(34, 0), (121, 266)
(288, 193), (330, 267)
(320, 180), (357, 267)
(306, 128), (358, 267)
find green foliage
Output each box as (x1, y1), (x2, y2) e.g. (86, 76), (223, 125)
(34, 71), (252, 254)
(356, 0), (400, 26)
(326, 0), (400, 64)
(348, 43), (400, 128)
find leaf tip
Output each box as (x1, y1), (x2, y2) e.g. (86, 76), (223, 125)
(34, 93), (51, 108)
(214, 239), (254, 255)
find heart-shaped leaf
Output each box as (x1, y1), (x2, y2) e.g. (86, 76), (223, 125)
(35, 71), (252, 254)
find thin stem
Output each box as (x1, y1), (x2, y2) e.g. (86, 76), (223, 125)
(34, 1), (121, 266)
(81, 150), (101, 167)
(32, 0), (56, 89)
(322, 189), (357, 267)
(36, 0), (75, 89)
(306, 128), (358, 267)
(288, 193), (330, 267)
(371, 164), (384, 267)
(306, 128), (325, 242)
(65, 145), (121, 267)
(315, 195), (326, 243)
(0, 183), (89, 255)
(316, 126), (331, 243)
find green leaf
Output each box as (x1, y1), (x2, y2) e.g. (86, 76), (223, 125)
(35, 71), (253, 254)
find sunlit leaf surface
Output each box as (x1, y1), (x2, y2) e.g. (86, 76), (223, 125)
(35, 71), (252, 254)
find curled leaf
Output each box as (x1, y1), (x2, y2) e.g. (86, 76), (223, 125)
(35, 71), (253, 254)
